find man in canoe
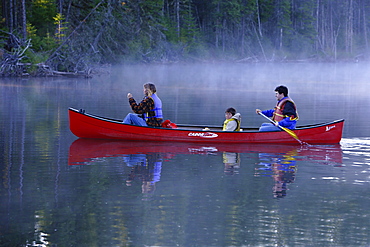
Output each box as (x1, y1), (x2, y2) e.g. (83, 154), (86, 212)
(222, 107), (241, 131)
(255, 85), (298, 132)
(123, 83), (163, 127)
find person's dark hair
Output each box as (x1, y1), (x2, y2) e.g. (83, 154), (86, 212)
(144, 83), (157, 95)
(275, 85), (288, 97)
(225, 107), (236, 116)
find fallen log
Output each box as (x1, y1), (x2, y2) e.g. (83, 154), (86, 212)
(36, 63), (92, 78)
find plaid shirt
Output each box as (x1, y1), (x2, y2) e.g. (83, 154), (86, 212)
(129, 96), (163, 127)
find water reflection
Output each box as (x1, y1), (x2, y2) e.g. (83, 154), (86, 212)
(69, 139), (185, 165)
(29, 211), (50, 247)
(255, 150), (298, 198)
(4, 137), (366, 246)
(69, 139), (343, 199)
(64, 138), (366, 246)
(223, 152), (241, 175)
(124, 153), (162, 196)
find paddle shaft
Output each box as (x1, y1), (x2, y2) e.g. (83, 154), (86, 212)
(258, 112), (303, 145)
(258, 112), (279, 126)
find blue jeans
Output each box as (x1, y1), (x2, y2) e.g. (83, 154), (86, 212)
(123, 154), (147, 167)
(123, 113), (147, 126)
(259, 123), (281, 132)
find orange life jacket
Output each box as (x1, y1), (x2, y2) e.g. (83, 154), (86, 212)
(272, 97), (299, 122)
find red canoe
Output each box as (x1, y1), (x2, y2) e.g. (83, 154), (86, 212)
(68, 107), (344, 144)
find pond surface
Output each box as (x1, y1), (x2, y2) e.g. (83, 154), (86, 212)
(1, 63), (370, 246)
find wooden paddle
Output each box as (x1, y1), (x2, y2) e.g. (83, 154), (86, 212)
(258, 112), (305, 145)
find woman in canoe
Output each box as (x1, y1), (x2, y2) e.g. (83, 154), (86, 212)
(123, 83), (163, 127)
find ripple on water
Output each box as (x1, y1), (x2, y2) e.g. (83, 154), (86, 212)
(340, 138), (370, 184)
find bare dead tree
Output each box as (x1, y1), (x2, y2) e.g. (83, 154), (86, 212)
(0, 32), (31, 76)
(46, 0), (105, 67)
(20, 0), (27, 40)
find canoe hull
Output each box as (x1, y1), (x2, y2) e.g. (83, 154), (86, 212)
(68, 108), (344, 144)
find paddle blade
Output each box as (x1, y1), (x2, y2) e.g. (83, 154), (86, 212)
(281, 127), (300, 141)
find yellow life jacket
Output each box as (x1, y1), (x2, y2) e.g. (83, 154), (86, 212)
(223, 118), (240, 131)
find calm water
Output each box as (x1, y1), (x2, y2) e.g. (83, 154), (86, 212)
(1, 63), (370, 246)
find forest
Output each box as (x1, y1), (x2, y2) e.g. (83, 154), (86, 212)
(1, 0), (370, 76)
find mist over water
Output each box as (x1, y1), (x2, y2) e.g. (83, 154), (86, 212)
(99, 62), (369, 137)
(1, 62), (368, 138)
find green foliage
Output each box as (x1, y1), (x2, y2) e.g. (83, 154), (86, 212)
(24, 49), (47, 64)
(27, 23), (58, 52)
(2, 0), (369, 69)
(27, 0), (57, 36)
(179, 0), (202, 52)
(53, 13), (68, 41)
(25, 0), (60, 54)
(293, 0), (317, 40)
(258, 0), (275, 23)
(23, 49), (49, 74)
(163, 18), (179, 43)
(27, 23), (42, 50)
(276, 0), (293, 32)
(42, 33), (59, 51)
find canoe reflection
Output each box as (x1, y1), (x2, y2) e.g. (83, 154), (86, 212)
(69, 138), (342, 164)
(69, 139), (343, 198)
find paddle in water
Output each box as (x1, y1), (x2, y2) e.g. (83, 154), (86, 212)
(258, 112), (310, 146)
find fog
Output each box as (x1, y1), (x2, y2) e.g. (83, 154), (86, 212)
(2, 62), (368, 138)
(86, 62), (368, 138)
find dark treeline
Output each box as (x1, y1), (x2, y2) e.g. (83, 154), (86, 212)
(1, 0), (369, 76)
